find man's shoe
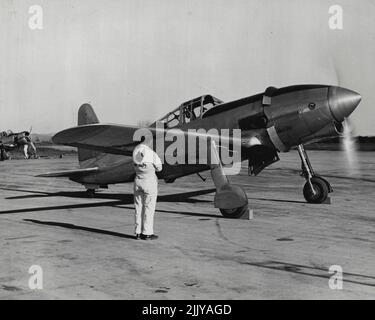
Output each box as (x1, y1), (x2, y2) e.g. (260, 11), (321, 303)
(141, 234), (158, 240)
(135, 234), (141, 240)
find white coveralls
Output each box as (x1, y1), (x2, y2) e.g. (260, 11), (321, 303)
(23, 136), (37, 159)
(133, 144), (162, 236)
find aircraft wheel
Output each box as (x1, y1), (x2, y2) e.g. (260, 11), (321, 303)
(86, 189), (96, 198)
(220, 205), (248, 219)
(303, 177), (329, 204)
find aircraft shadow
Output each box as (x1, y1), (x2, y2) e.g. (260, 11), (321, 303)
(0, 188), (217, 217)
(4, 188), (215, 203)
(0, 200), (125, 215)
(243, 260), (375, 288)
(113, 204), (222, 219)
(23, 219), (135, 239)
(4, 187), (305, 205)
(249, 197), (307, 204)
(159, 188), (216, 203)
(4, 189), (131, 201)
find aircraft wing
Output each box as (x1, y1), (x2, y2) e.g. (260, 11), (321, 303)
(52, 123), (230, 156)
(37, 167), (99, 178)
(52, 124), (144, 156)
(53, 123), (271, 160)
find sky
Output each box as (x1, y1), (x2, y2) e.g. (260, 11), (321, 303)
(0, 0), (374, 135)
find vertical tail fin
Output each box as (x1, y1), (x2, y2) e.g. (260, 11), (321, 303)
(77, 104), (101, 166)
(78, 103), (99, 126)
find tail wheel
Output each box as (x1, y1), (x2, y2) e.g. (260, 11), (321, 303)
(86, 189), (96, 198)
(220, 205), (248, 219)
(303, 177), (329, 204)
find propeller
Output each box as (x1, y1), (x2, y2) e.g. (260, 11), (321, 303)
(333, 62), (360, 175)
(342, 117), (359, 175)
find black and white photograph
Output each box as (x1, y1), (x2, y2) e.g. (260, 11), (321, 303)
(0, 0), (374, 303)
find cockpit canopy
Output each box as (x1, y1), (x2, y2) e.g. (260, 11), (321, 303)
(158, 95), (223, 128)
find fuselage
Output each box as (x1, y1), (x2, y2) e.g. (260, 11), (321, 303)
(72, 84), (361, 187)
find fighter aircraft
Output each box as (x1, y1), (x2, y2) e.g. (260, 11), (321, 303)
(0, 129), (37, 159)
(39, 85), (361, 218)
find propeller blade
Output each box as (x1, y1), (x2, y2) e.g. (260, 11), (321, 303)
(342, 118), (359, 175)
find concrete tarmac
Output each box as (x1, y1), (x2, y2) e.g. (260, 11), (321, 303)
(0, 151), (374, 299)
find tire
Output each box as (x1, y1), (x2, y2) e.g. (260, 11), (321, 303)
(303, 177), (329, 204)
(220, 205), (248, 219)
(86, 189), (96, 198)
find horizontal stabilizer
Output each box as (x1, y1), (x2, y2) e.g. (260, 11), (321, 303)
(37, 167), (98, 178)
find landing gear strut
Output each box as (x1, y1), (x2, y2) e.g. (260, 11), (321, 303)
(209, 139), (249, 218)
(297, 144), (332, 204)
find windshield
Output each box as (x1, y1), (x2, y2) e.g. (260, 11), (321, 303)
(158, 95), (223, 128)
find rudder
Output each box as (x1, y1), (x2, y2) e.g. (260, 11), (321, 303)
(77, 104), (101, 165)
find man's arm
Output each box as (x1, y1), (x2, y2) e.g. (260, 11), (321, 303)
(153, 151), (163, 172)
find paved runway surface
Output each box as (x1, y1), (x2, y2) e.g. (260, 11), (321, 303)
(0, 151), (374, 299)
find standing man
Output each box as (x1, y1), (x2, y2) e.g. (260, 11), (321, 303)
(133, 139), (162, 240)
(22, 132), (37, 159)
(0, 141), (5, 161)
(0, 141), (11, 161)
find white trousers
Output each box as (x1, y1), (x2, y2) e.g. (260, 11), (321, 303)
(134, 183), (157, 235)
(23, 145), (29, 158)
(23, 142), (37, 158)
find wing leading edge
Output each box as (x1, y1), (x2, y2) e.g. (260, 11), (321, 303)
(37, 167), (99, 178)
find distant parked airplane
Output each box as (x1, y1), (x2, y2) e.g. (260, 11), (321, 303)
(0, 129), (37, 159)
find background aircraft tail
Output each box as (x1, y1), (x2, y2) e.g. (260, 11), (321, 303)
(77, 104), (102, 167)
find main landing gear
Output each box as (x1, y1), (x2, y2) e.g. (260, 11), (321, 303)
(297, 144), (332, 204)
(209, 139), (249, 218)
